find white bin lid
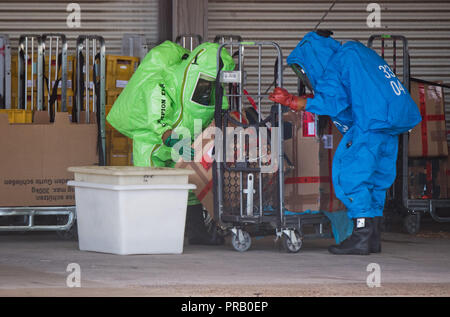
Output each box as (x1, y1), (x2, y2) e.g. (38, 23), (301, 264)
(68, 166), (195, 176)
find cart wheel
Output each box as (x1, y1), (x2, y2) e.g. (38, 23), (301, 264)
(282, 231), (302, 253)
(403, 212), (421, 235)
(231, 230), (251, 252)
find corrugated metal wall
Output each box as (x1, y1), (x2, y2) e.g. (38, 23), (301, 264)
(0, 0), (159, 54)
(208, 0), (450, 138)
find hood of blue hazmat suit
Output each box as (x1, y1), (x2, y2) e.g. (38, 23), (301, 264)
(288, 31), (421, 135)
(106, 41), (235, 167)
(286, 31), (341, 91)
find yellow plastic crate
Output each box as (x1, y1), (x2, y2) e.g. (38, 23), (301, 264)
(0, 109), (33, 123)
(104, 105), (132, 166)
(106, 89), (122, 105)
(106, 55), (139, 91)
(106, 128), (133, 166)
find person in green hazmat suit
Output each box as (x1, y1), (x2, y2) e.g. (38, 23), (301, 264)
(106, 41), (235, 245)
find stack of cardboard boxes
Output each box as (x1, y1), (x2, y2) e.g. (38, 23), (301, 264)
(408, 79), (449, 199)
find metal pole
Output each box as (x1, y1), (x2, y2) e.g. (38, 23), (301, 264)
(85, 38), (90, 123)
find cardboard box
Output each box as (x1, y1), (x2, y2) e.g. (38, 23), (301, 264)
(0, 111), (98, 207)
(284, 112), (346, 212)
(283, 111), (321, 212)
(175, 124), (215, 216)
(409, 80), (448, 157)
(318, 119), (346, 211)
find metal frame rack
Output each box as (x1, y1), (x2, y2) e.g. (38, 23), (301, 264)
(18, 34), (44, 111)
(0, 33), (75, 237)
(175, 34), (203, 50)
(42, 33), (68, 114)
(121, 33), (154, 60)
(213, 41), (331, 252)
(0, 34), (11, 109)
(75, 35), (106, 165)
(368, 35), (450, 234)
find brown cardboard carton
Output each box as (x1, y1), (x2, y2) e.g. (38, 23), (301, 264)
(283, 111), (321, 212)
(284, 113), (346, 212)
(0, 111), (98, 207)
(318, 119), (346, 211)
(175, 124), (215, 216)
(409, 80), (448, 157)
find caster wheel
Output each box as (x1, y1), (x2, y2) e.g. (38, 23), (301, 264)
(403, 212), (421, 235)
(231, 230), (251, 252)
(282, 231), (302, 253)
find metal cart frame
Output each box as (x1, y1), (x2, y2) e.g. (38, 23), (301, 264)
(18, 34), (44, 111)
(0, 34), (75, 237)
(368, 35), (450, 233)
(175, 34), (203, 50)
(75, 35), (106, 165)
(42, 33), (68, 114)
(0, 34), (11, 109)
(213, 41), (331, 252)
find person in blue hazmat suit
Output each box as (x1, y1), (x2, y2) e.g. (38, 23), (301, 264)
(269, 30), (421, 255)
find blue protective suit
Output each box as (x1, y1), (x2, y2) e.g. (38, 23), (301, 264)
(287, 32), (421, 218)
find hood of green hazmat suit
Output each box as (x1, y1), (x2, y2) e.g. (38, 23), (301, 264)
(106, 41), (235, 167)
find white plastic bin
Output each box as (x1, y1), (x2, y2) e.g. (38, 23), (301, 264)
(68, 166), (195, 255)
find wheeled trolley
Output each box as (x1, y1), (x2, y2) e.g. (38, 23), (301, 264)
(0, 34), (106, 239)
(175, 34), (203, 50)
(0, 34), (11, 109)
(368, 35), (450, 234)
(213, 41), (332, 252)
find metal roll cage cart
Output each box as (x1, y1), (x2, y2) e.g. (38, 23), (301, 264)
(213, 41), (330, 252)
(75, 35), (106, 166)
(0, 34), (11, 109)
(368, 35), (450, 234)
(175, 34), (203, 51)
(18, 34), (44, 111)
(42, 33), (68, 115)
(0, 34), (74, 237)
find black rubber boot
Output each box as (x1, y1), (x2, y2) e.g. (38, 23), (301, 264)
(185, 204), (224, 246)
(328, 217), (373, 255)
(369, 216), (382, 253)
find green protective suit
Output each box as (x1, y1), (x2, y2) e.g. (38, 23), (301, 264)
(106, 41), (235, 205)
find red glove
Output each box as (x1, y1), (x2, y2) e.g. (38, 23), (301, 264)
(269, 87), (305, 111)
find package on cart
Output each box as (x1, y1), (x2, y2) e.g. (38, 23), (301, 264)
(318, 118), (346, 212)
(0, 111), (98, 207)
(284, 112), (346, 212)
(175, 123), (215, 216)
(283, 111), (321, 211)
(408, 80), (448, 157)
(174, 110), (251, 217)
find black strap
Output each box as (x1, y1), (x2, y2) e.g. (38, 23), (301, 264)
(73, 51), (85, 123)
(92, 52), (105, 166)
(214, 56), (225, 129)
(43, 52), (63, 122)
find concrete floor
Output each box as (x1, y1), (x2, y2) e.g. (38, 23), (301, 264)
(1, 219), (450, 297)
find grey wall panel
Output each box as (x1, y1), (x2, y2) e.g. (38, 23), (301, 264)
(0, 0), (160, 54)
